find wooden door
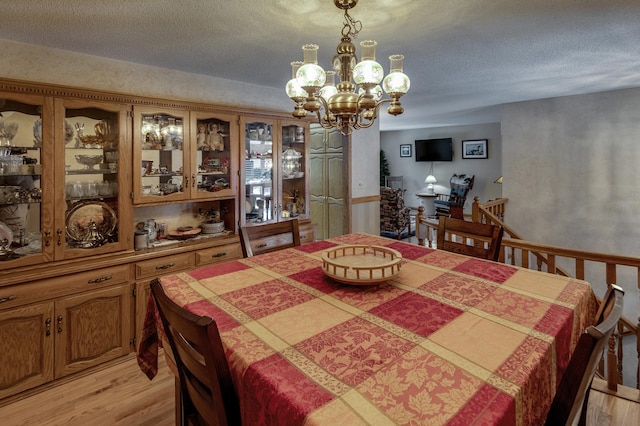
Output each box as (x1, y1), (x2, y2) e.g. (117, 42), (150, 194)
(54, 284), (132, 378)
(0, 301), (54, 399)
(309, 125), (348, 239)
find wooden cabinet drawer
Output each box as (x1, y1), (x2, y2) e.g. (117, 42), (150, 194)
(195, 243), (242, 266)
(135, 252), (195, 280)
(0, 265), (131, 310)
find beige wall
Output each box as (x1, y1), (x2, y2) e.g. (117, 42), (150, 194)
(0, 39), (291, 113)
(502, 88), (640, 318)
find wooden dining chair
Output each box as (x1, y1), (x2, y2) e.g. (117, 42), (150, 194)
(545, 284), (624, 426)
(150, 281), (241, 426)
(436, 216), (504, 261)
(239, 219), (301, 258)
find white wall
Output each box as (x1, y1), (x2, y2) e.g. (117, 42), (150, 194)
(350, 123), (381, 235)
(381, 123), (502, 212)
(502, 88), (640, 318)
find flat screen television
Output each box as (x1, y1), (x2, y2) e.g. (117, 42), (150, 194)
(415, 138), (453, 162)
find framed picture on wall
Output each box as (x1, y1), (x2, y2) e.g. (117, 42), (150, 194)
(400, 144), (412, 157)
(462, 139), (488, 159)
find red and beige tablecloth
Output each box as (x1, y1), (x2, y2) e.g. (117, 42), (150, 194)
(138, 233), (596, 425)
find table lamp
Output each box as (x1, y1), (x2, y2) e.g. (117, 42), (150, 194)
(425, 174), (437, 194)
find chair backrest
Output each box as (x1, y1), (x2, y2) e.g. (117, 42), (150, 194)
(436, 216), (503, 261)
(150, 281), (241, 426)
(239, 219), (301, 258)
(545, 284), (624, 426)
(447, 174), (474, 207)
(385, 175), (404, 192)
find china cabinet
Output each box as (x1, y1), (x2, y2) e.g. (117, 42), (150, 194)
(133, 107), (238, 204)
(189, 111), (238, 200)
(55, 98), (132, 259)
(0, 93), (132, 268)
(133, 106), (190, 203)
(240, 116), (310, 226)
(0, 78), (316, 402)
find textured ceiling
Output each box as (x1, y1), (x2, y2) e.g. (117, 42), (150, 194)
(1, 0), (640, 130)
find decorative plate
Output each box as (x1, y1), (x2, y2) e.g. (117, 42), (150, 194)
(321, 245), (403, 285)
(65, 201), (117, 244)
(168, 227), (202, 240)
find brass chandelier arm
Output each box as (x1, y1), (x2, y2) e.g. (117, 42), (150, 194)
(312, 94), (397, 136)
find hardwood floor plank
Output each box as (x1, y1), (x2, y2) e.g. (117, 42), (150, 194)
(0, 354), (174, 426)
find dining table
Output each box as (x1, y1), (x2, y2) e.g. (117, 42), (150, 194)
(137, 232), (597, 425)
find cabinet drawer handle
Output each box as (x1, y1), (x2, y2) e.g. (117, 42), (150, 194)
(212, 252), (227, 258)
(156, 263), (176, 270)
(256, 243), (268, 249)
(88, 275), (112, 284)
(0, 295), (16, 304)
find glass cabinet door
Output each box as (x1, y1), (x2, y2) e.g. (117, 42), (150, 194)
(241, 118), (276, 224)
(189, 111), (238, 200)
(0, 93), (52, 267)
(56, 99), (131, 259)
(280, 121), (308, 220)
(133, 107), (190, 203)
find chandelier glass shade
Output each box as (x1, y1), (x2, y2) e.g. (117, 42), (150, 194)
(285, 0), (410, 135)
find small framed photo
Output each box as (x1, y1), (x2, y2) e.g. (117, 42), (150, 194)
(400, 144), (412, 157)
(462, 139), (488, 159)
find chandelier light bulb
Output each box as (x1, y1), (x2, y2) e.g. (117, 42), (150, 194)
(296, 44), (326, 90)
(353, 40), (384, 85)
(286, 61), (307, 99)
(382, 55), (410, 95)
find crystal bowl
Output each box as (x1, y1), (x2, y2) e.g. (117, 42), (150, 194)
(75, 154), (103, 170)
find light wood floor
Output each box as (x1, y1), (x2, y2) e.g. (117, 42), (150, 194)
(0, 354), (174, 426)
(0, 354), (638, 425)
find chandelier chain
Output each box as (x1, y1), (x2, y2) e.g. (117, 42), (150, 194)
(341, 9), (362, 39)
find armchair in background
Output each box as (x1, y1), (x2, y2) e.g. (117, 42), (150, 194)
(433, 174), (475, 219)
(380, 186), (413, 239)
(384, 175), (404, 192)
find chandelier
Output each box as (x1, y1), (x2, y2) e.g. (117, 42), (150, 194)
(285, 0), (410, 136)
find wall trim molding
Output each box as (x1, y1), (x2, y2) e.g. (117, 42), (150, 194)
(352, 195), (380, 204)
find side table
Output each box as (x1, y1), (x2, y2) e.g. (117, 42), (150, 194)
(415, 192), (439, 217)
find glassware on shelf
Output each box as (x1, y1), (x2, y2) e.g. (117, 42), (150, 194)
(75, 154), (103, 170)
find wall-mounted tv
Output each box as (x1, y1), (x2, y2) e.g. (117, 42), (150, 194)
(415, 138), (453, 162)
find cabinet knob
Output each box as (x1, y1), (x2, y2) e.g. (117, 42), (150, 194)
(192, 174), (196, 188)
(56, 228), (63, 246)
(44, 230), (52, 247)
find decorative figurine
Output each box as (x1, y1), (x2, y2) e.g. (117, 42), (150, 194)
(196, 123), (209, 150)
